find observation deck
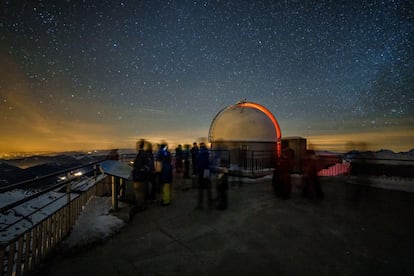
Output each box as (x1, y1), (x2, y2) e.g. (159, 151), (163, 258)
(36, 174), (414, 275)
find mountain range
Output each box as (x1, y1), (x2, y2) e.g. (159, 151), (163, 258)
(0, 154), (105, 186)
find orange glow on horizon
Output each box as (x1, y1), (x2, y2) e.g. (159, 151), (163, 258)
(305, 129), (414, 153)
(1, 127), (413, 155)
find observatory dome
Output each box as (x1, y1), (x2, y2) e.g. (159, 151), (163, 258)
(208, 101), (281, 142)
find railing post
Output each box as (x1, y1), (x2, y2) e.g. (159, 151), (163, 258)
(7, 241), (16, 276)
(251, 151), (254, 173)
(111, 176), (118, 211)
(66, 180), (71, 236)
(0, 245), (4, 276)
(66, 180), (71, 204)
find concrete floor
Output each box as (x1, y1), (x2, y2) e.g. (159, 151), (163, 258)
(36, 175), (414, 276)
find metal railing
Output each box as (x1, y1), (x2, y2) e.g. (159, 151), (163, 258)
(209, 149), (277, 177)
(346, 157), (414, 178)
(318, 156), (414, 178)
(0, 161), (108, 276)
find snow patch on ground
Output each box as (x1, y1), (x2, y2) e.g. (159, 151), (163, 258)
(61, 196), (125, 250)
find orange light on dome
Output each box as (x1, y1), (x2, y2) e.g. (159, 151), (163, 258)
(238, 101), (282, 157)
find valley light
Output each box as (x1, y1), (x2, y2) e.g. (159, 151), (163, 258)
(74, 171), (83, 177)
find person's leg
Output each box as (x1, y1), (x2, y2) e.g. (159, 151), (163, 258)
(207, 179), (213, 208)
(196, 177), (204, 209)
(133, 181), (146, 210)
(314, 178), (324, 200)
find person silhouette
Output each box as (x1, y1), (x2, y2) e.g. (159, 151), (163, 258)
(195, 143), (212, 209)
(302, 150), (323, 200)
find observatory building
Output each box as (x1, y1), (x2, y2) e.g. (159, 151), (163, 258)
(208, 100), (282, 176)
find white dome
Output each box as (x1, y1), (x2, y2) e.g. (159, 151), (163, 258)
(209, 102), (281, 142)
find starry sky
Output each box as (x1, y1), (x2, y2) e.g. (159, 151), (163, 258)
(1, 0), (413, 154)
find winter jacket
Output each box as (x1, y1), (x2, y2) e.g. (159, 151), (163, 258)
(133, 150), (149, 182)
(197, 146), (210, 176)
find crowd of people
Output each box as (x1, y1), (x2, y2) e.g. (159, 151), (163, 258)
(108, 140), (323, 213)
(130, 139), (172, 210)
(128, 140), (228, 211)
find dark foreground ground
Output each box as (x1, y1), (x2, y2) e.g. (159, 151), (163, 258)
(36, 175), (414, 276)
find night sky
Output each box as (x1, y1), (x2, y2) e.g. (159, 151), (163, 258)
(1, 0), (413, 154)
